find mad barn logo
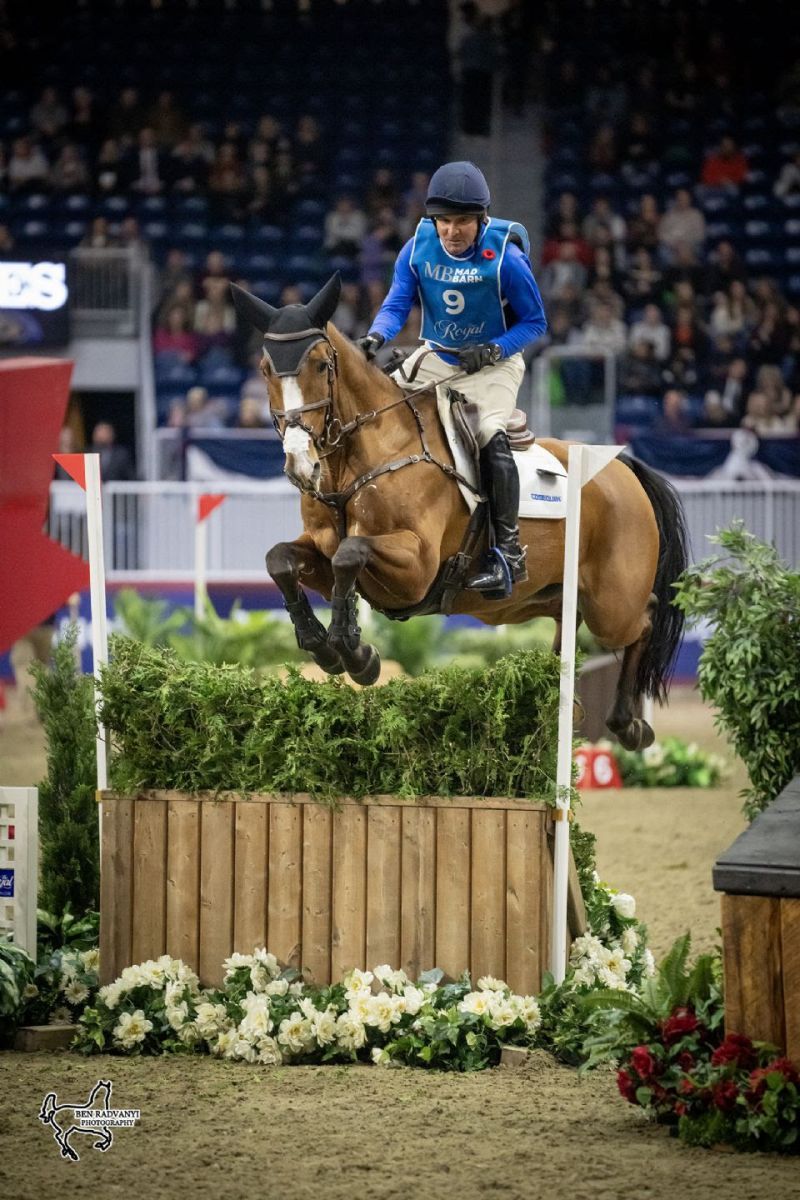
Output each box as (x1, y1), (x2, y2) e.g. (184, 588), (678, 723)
(38, 1080), (140, 1162)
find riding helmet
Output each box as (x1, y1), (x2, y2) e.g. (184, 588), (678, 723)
(425, 161), (491, 216)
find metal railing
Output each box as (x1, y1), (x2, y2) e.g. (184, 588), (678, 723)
(46, 477), (800, 581)
(530, 346), (617, 444)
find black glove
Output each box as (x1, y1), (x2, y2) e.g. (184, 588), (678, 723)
(356, 332), (385, 360)
(456, 342), (502, 375)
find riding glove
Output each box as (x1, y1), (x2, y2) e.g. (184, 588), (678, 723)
(457, 342), (503, 374)
(356, 332), (385, 360)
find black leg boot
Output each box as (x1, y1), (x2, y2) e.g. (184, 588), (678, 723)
(464, 431), (528, 595)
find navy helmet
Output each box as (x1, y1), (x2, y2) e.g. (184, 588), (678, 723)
(425, 161), (491, 216)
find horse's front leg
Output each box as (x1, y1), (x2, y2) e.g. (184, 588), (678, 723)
(327, 536), (382, 685)
(266, 534), (344, 676)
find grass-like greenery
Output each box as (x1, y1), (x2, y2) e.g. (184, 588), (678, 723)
(102, 636), (561, 802)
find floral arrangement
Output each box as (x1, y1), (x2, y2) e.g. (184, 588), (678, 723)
(534, 877), (654, 1064)
(618, 1022), (800, 1153)
(0, 939), (100, 1045)
(596, 736), (726, 788)
(74, 952), (543, 1072)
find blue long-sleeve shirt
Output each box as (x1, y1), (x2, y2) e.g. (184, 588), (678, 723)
(370, 236), (548, 364)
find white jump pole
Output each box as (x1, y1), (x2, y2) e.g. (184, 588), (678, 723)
(195, 494), (226, 619)
(550, 443), (623, 983)
(84, 454), (110, 799)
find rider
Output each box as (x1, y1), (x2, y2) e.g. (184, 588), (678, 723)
(357, 161), (547, 595)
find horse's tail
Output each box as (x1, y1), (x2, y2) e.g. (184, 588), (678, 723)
(619, 453), (689, 704)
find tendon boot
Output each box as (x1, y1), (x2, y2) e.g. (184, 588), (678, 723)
(464, 431), (528, 597)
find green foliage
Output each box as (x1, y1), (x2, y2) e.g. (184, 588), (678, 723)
(30, 626), (99, 916)
(113, 587), (187, 646)
(37, 905), (100, 955)
(610, 736), (726, 788)
(101, 637), (561, 801)
(0, 941), (35, 1045)
(672, 523), (800, 819)
(367, 613), (450, 676)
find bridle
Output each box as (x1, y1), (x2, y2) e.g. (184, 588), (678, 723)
(263, 326), (484, 535)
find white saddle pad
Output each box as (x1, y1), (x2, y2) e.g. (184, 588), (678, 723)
(436, 390), (567, 521)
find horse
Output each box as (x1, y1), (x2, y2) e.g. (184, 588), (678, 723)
(231, 274), (689, 751)
(38, 1079), (114, 1161)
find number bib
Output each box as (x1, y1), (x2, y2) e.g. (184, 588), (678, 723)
(409, 217), (527, 351)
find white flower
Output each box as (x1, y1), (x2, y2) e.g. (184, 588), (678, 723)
(372, 965), (408, 993)
(113, 1009), (153, 1048)
(166, 1001), (189, 1030)
(231, 1037), (259, 1063)
(240, 993), (273, 1039)
(486, 996), (517, 1028)
(49, 1005), (73, 1025)
(477, 976), (507, 993)
(570, 933), (605, 964)
(402, 985), (425, 1016)
(349, 992), (373, 1024)
(371, 1046), (388, 1065)
(214, 1029), (238, 1057)
(250, 963), (271, 993)
(597, 966), (629, 991)
(59, 956), (78, 985)
(600, 948), (631, 978)
(312, 1007), (337, 1046)
(459, 991), (492, 1017)
(257, 1037), (283, 1065)
(170, 961), (199, 990)
(298, 996), (318, 1020)
(572, 964), (597, 987)
(343, 968), (374, 1000)
(22, 983), (39, 1000)
(277, 1013), (314, 1054)
(265, 978), (289, 998)
(253, 948), (280, 978)
(336, 1011), (366, 1051)
(621, 927), (639, 955)
(611, 893), (636, 920)
(195, 1002), (229, 1038)
(80, 948), (101, 973)
(288, 981), (304, 997)
(643, 948), (656, 977)
(137, 958), (170, 988)
(514, 996), (541, 1031)
(364, 993), (403, 1034)
(223, 952), (255, 978)
(98, 982), (123, 1010)
(643, 743), (665, 768)
(178, 1021), (201, 1045)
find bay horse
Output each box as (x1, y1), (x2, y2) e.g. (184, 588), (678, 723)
(231, 274), (688, 750)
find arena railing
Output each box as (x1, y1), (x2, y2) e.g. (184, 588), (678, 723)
(47, 477), (800, 582)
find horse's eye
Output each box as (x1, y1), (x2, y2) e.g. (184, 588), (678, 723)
(317, 360), (328, 374)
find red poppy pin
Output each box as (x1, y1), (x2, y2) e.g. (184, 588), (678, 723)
(482, 249), (496, 259)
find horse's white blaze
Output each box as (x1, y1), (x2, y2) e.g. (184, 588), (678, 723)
(281, 377), (311, 458)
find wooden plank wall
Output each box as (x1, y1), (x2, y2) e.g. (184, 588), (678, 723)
(721, 893), (800, 1062)
(100, 793), (576, 995)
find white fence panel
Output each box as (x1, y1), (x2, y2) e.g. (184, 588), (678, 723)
(0, 787), (38, 956)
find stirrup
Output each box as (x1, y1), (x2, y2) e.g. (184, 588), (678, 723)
(464, 548), (514, 599)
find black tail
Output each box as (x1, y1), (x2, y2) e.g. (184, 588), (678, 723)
(619, 453), (689, 704)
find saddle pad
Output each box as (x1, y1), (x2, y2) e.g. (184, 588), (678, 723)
(436, 389), (568, 521)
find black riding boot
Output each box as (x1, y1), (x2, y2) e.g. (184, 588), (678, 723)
(465, 431), (528, 594)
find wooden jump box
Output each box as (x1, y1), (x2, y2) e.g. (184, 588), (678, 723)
(100, 790), (586, 994)
(713, 774), (800, 1062)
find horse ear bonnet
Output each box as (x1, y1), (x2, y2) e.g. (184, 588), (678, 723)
(304, 272), (341, 329)
(229, 283), (277, 332)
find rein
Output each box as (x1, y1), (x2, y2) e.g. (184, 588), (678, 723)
(265, 327), (484, 537)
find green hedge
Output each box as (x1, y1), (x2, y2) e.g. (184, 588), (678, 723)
(102, 637), (561, 802)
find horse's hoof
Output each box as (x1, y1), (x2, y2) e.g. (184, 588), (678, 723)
(616, 718), (655, 752)
(348, 645), (381, 687)
(310, 644), (346, 675)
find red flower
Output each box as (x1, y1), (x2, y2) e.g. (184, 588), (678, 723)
(675, 1101), (688, 1117)
(617, 1068), (637, 1103)
(712, 1078), (740, 1112)
(748, 1057), (800, 1104)
(482, 249), (496, 260)
(711, 1033), (757, 1070)
(677, 1051), (696, 1072)
(631, 1045), (659, 1081)
(678, 1077), (696, 1095)
(661, 1006), (700, 1046)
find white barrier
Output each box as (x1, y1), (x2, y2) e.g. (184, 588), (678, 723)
(0, 787), (39, 956)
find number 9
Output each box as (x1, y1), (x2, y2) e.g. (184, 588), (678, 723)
(443, 289), (465, 315)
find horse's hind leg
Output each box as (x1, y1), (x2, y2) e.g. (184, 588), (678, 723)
(327, 536), (381, 686)
(266, 535), (344, 675)
(605, 595), (657, 751)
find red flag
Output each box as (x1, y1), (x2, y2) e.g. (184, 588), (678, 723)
(198, 493), (226, 522)
(52, 453), (87, 490)
(0, 358), (89, 652)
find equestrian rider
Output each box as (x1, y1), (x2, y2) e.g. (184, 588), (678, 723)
(357, 161), (548, 595)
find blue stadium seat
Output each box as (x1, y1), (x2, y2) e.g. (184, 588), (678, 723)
(64, 194), (91, 214)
